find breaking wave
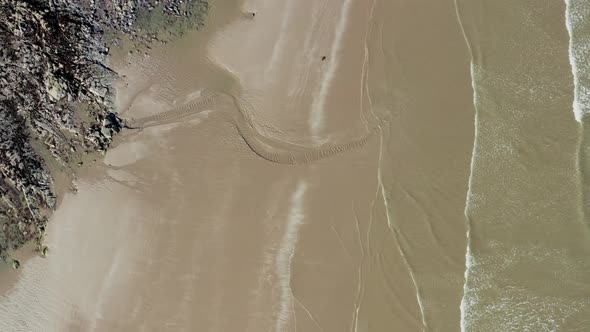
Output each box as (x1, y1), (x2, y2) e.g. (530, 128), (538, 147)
(564, 0), (590, 122)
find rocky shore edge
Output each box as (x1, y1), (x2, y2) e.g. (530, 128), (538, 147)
(0, 0), (208, 266)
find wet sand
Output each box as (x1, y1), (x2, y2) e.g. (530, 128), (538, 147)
(0, 0), (475, 331)
(358, 1), (474, 330)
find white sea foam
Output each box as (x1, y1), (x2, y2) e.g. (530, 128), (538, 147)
(459, 61), (479, 332)
(309, 0), (355, 140)
(453, 0), (479, 327)
(274, 181), (307, 332)
(265, 0), (296, 78)
(564, 0), (590, 122)
(454, 0), (478, 328)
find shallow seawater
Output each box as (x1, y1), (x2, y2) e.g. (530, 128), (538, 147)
(458, 0), (590, 330)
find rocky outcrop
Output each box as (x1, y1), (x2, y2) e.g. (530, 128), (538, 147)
(0, 0), (208, 263)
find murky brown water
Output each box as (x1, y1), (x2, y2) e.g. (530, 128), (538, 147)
(457, 0), (590, 330)
(3, 0), (590, 331)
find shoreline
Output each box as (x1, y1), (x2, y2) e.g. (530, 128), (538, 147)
(0, 0), (211, 265)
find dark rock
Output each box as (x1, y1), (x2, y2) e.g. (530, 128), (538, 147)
(0, 0), (210, 263)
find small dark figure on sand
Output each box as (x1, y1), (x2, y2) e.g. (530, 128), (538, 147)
(322, 56), (327, 61)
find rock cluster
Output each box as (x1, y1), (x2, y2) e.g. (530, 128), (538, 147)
(0, 0), (207, 263)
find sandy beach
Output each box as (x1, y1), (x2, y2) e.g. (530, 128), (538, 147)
(0, 0), (475, 330)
